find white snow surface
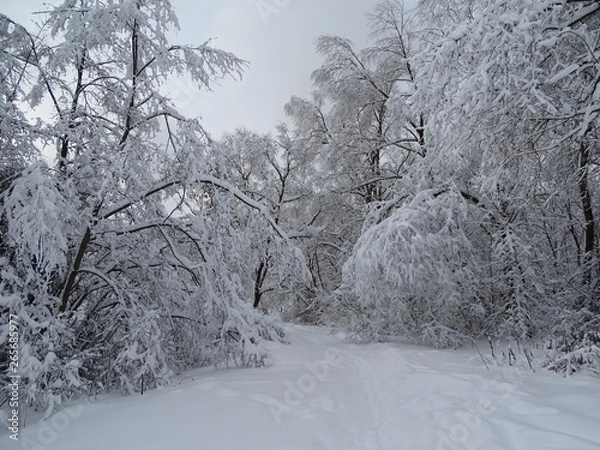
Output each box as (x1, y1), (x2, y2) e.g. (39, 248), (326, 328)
(3, 324), (600, 450)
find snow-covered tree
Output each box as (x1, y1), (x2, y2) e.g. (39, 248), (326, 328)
(286, 2), (423, 205)
(411, 0), (599, 354)
(220, 126), (313, 316)
(334, 0), (599, 361)
(0, 0), (305, 416)
(279, 1), (428, 323)
(339, 190), (486, 347)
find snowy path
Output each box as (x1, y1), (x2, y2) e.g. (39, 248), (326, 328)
(3, 324), (600, 450)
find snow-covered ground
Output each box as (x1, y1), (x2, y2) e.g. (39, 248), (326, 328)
(3, 324), (600, 450)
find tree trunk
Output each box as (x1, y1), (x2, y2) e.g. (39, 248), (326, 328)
(253, 261), (268, 308)
(578, 141), (596, 290)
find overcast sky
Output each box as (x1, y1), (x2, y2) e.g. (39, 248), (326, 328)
(2, 0), (416, 138)
(172, 0), (387, 137)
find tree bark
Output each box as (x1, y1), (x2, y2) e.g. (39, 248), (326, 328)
(578, 141), (596, 287)
(253, 261), (267, 309)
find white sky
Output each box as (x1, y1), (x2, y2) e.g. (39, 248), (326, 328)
(1, 0), (416, 138)
(171, 0), (385, 137)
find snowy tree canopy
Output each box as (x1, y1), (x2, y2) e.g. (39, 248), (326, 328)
(2, 0), (600, 419)
(0, 0), (308, 415)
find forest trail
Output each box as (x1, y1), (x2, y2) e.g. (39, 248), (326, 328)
(3, 324), (600, 450)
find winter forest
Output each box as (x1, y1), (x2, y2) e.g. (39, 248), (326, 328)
(1, 0), (600, 420)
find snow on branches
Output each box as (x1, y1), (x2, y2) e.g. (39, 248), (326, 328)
(0, 0), (306, 416)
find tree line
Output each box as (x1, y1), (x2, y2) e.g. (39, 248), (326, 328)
(1, 0), (599, 415)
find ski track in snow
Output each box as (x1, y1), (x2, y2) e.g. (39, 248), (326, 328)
(2, 324), (600, 450)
